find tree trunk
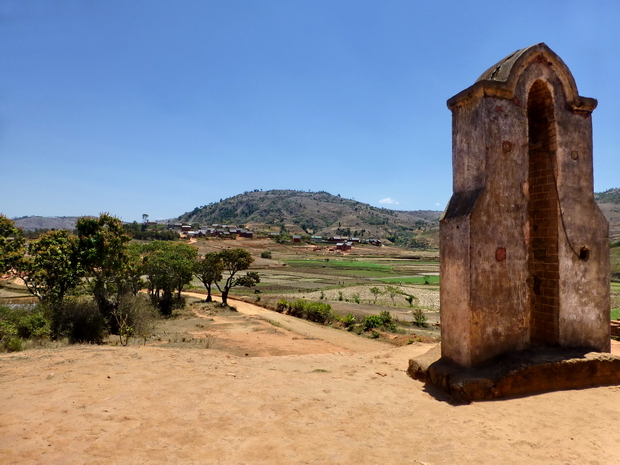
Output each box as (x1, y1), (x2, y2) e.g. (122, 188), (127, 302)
(221, 290), (229, 306)
(205, 284), (213, 303)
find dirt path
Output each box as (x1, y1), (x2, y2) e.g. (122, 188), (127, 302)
(2, 293), (620, 463)
(184, 292), (391, 353)
(2, 342), (620, 464)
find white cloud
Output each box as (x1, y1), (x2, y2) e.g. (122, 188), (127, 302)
(379, 197), (399, 205)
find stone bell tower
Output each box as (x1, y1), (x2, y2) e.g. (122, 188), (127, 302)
(440, 43), (610, 368)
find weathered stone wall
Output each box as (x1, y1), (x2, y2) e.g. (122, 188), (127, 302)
(441, 44), (610, 368)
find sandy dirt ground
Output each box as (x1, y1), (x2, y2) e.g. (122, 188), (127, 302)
(2, 298), (620, 464)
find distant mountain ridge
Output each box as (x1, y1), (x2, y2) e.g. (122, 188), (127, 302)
(11, 216), (83, 231)
(11, 187), (620, 243)
(595, 188), (620, 240)
(595, 188), (620, 204)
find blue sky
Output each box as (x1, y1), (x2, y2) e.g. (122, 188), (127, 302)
(1, 1), (618, 222)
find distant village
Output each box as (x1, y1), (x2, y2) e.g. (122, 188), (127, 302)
(166, 222), (382, 251)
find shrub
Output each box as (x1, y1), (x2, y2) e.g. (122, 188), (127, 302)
(276, 299), (290, 313)
(4, 337), (22, 352)
(113, 294), (158, 345)
(0, 319), (18, 352)
(362, 311), (396, 332)
(0, 304), (52, 351)
(352, 293), (360, 304)
(305, 302), (334, 324)
(340, 313), (356, 328)
(412, 308), (428, 327)
(0, 319), (17, 339)
(153, 293), (185, 317)
(58, 298), (106, 344)
(260, 251), (272, 259)
(362, 315), (383, 331)
(289, 299), (307, 318)
(378, 311), (397, 331)
(17, 313), (51, 340)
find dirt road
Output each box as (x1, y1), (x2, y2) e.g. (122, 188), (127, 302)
(185, 292), (391, 353)
(2, 296), (620, 464)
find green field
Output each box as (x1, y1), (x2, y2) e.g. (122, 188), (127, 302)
(611, 308), (620, 320)
(281, 258), (441, 280)
(379, 275), (440, 285)
(284, 259), (393, 271)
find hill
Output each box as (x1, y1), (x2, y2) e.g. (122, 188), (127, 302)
(11, 216), (82, 232)
(178, 190), (442, 248)
(10, 187), (620, 243)
(595, 189), (620, 240)
(595, 188), (620, 204)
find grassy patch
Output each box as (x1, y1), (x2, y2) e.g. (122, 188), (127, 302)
(611, 308), (620, 321)
(379, 275), (440, 285)
(318, 268), (396, 278)
(284, 259), (394, 272)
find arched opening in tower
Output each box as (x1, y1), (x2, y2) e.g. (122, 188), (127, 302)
(527, 80), (560, 345)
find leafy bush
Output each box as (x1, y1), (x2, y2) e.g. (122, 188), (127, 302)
(4, 337), (22, 352)
(277, 299), (335, 325)
(412, 308), (428, 327)
(16, 313), (51, 340)
(276, 299), (290, 313)
(0, 319), (18, 352)
(289, 299), (308, 318)
(362, 311), (396, 332)
(58, 298), (106, 344)
(362, 315), (383, 331)
(340, 313), (356, 329)
(305, 302), (334, 324)
(260, 251), (272, 259)
(113, 294), (159, 345)
(0, 304), (51, 351)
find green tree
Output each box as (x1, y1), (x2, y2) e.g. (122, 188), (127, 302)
(385, 285), (400, 306)
(76, 214), (132, 324)
(123, 244), (146, 296)
(194, 252), (223, 302)
(0, 215), (25, 275)
(17, 230), (82, 336)
(142, 241), (197, 315)
(272, 233), (291, 244)
(215, 248), (259, 306)
(369, 286), (381, 304)
(405, 294), (418, 307)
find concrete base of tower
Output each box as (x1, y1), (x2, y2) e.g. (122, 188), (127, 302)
(408, 344), (620, 404)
